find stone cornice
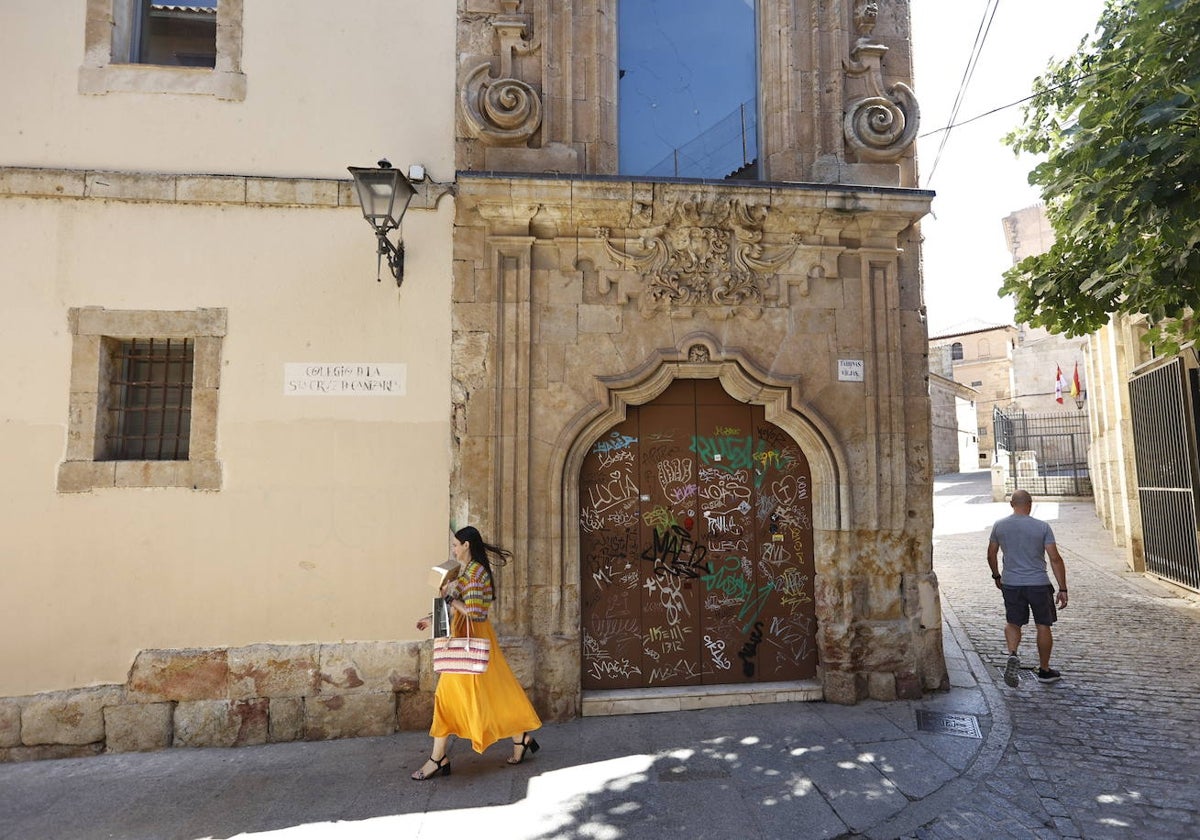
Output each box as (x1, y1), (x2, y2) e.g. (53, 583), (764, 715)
(456, 172), (932, 241)
(0, 167), (450, 211)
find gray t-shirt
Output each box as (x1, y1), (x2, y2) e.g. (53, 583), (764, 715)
(989, 513), (1056, 586)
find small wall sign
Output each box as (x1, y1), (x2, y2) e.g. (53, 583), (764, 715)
(284, 363), (407, 396)
(838, 359), (865, 382)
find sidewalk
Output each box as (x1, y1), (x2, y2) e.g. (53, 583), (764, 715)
(2, 472), (1197, 840)
(0, 606), (1000, 840)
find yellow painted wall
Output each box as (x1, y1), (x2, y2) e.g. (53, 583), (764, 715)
(0, 0), (456, 697)
(1, 0), (454, 181)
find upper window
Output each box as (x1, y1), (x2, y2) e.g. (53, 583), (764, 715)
(79, 0), (245, 100)
(950, 342), (964, 361)
(59, 308), (225, 492)
(977, 339), (991, 359)
(618, 0), (758, 179)
(122, 1), (218, 68)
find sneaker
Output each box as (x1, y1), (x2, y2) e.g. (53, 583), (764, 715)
(1003, 653), (1020, 687)
(1036, 668), (1061, 684)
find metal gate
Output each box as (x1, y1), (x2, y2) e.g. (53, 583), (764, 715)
(1129, 358), (1200, 592)
(579, 379), (817, 690)
(993, 408), (1092, 496)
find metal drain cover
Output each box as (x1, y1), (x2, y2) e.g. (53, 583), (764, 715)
(916, 709), (982, 739)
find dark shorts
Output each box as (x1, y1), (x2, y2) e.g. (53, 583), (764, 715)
(1002, 584), (1058, 627)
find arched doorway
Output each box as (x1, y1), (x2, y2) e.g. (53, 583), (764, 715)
(580, 379), (817, 690)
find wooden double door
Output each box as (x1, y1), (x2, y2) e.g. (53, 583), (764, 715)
(581, 380), (817, 690)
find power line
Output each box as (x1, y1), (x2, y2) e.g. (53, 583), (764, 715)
(918, 59), (1130, 139)
(926, 0), (1002, 185)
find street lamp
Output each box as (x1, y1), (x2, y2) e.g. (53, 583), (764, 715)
(1074, 389), (1087, 410)
(347, 159), (417, 286)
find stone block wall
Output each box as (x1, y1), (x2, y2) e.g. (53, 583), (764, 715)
(0, 639), (536, 764)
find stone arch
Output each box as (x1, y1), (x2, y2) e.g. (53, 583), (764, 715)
(550, 333), (849, 639)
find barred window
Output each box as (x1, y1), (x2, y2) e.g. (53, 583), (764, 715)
(59, 308), (225, 492)
(105, 338), (194, 460)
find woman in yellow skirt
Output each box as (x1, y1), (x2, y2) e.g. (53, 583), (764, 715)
(411, 526), (543, 780)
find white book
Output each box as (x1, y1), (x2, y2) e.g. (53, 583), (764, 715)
(428, 558), (460, 590)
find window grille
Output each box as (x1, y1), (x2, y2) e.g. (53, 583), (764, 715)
(107, 338), (194, 460)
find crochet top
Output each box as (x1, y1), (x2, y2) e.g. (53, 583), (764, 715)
(447, 560), (494, 621)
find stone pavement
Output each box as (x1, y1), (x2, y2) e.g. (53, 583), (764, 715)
(924, 471), (1200, 839)
(1, 470), (1198, 840)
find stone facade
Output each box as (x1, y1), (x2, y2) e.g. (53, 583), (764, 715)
(1085, 315), (1155, 571)
(443, 0), (944, 709)
(455, 0), (920, 186)
(450, 174), (944, 708)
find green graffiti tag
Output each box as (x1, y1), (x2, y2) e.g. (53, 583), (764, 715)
(690, 435), (793, 487)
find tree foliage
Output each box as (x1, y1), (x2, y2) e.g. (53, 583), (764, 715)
(1002, 0), (1200, 349)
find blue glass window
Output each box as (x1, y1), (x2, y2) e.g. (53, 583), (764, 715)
(618, 0), (759, 179)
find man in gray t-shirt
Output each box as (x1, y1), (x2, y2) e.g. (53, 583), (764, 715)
(987, 489), (1069, 686)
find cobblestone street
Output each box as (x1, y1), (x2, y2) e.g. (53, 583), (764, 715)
(923, 471), (1200, 839)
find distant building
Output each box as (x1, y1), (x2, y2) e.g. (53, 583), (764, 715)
(1003, 206), (1089, 414)
(928, 373), (978, 474)
(929, 323), (1017, 466)
(1001, 203), (1054, 263)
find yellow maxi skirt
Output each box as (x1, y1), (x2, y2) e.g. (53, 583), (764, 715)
(431, 614), (542, 753)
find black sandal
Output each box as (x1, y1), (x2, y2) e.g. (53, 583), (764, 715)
(507, 733), (540, 765)
(410, 755), (451, 780)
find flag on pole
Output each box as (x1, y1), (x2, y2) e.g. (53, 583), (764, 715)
(1055, 365), (1065, 404)
(1070, 363), (1081, 400)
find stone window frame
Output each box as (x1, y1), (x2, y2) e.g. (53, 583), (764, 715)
(79, 0), (246, 101)
(58, 307), (226, 493)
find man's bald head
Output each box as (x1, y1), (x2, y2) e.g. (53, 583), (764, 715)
(1010, 489), (1033, 512)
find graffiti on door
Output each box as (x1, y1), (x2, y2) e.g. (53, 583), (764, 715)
(581, 380), (816, 690)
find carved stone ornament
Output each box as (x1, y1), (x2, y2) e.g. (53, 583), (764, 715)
(598, 199), (800, 319)
(843, 1), (919, 162)
(459, 1), (543, 146)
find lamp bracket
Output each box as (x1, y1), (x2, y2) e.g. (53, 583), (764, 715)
(374, 232), (405, 287)
(409, 177), (456, 211)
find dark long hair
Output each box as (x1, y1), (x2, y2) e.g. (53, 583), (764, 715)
(455, 525), (511, 589)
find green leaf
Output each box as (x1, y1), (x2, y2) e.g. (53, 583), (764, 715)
(1000, 0), (1200, 345)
